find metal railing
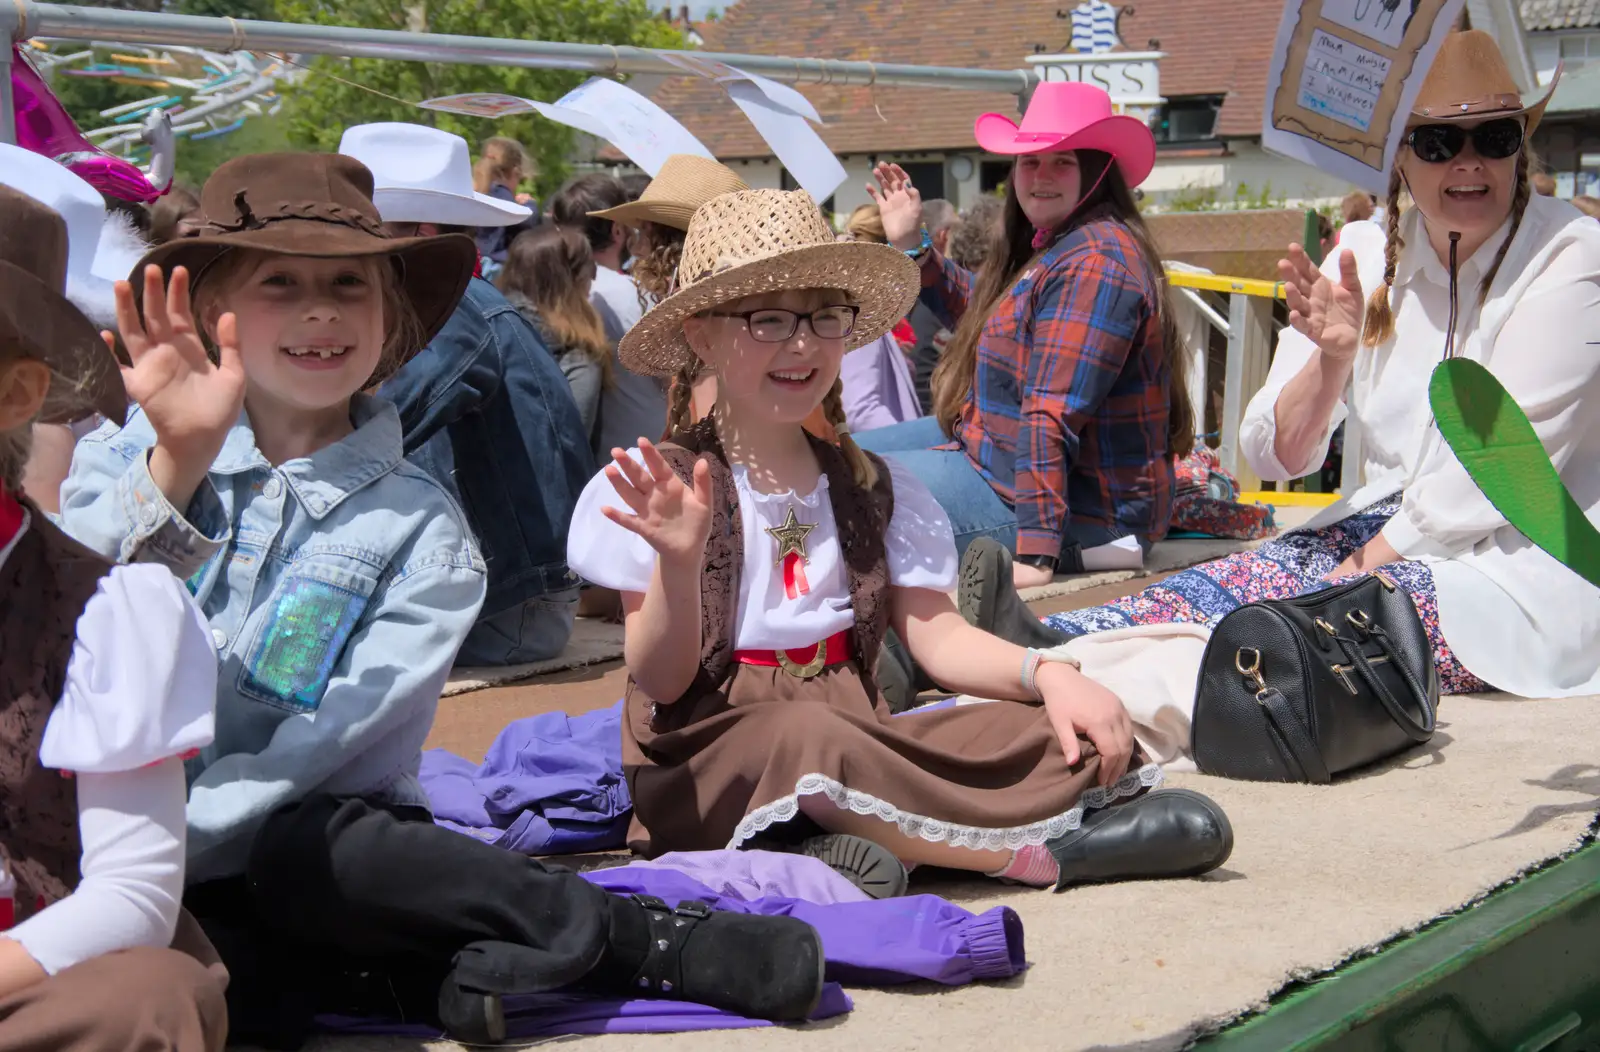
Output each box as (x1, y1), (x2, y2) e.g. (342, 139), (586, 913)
(2, 2), (1033, 144)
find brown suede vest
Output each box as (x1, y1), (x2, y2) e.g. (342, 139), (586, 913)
(649, 419), (896, 708)
(0, 506), (113, 919)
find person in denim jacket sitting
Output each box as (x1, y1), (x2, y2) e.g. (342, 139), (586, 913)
(57, 152), (829, 1048)
(342, 122), (597, 667)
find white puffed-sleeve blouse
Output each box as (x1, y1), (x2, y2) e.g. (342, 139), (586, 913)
(1240, 195), (1600, 697)
(569, 453), (959, 651)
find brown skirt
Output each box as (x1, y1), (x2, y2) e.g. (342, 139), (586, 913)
(623, 661), (1161, 856)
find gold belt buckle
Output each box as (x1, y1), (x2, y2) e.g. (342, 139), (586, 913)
(776, 639), (828, 679)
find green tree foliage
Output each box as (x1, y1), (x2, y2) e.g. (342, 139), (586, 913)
(272, 0), (686, 196)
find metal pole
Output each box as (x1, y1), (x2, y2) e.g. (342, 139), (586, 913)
(0, 4), (19, 145)
(16, 2), (1032, 96)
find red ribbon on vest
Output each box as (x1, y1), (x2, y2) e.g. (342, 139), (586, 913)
(0, 484), (23, 551)
(781, 550), (810, 600)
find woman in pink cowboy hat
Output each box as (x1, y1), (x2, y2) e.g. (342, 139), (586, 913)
(858, 80), (1195, 670)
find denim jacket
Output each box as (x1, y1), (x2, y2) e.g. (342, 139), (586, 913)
(379, 279), (594, 616)
(58, 396), (487, 883)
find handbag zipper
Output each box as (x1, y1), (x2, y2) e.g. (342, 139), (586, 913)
(1331, 653), (1391, 694)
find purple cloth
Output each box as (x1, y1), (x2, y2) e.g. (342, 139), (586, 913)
(841, 333), (923, 433)
(420, 700), (631, 854)
(626, 850), (869, 904)
(317, 857), (1023, 1039)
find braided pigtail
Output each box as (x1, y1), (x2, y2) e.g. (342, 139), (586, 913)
(663, 361), (698, 441)
(1361, 163), (1405, 347)
(1478, 150), (1530, 303)
(822, 377), (878, 490)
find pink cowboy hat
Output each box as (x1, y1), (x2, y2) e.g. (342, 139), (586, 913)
(974, 82), (1157, 187)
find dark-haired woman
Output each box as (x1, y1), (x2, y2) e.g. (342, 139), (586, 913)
(990, 31), (1600, 702)
(859, 82), (1195, 592)
(498, 226), (613, 447)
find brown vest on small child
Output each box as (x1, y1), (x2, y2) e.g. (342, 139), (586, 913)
(646, 418), (897, 712)
(0, 506), (115, 921)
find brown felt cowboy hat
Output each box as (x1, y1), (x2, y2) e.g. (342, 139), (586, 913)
(587, 155), (749, 231)
(128, 152), (477, 384)
(1410, 29), (1560, 134)
(0, 185), (128, 426)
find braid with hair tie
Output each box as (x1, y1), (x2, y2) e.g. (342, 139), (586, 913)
(1478, 150), (1531, 302)
(1362, 163), (1405, 347)
(664, 361), (699, 440)
(822, 377), (878, 489)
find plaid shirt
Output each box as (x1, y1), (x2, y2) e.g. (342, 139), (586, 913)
(922, 215), (1176, 558)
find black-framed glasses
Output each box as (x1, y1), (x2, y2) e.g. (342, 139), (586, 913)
(1404, 118), (1524, 164)
(708, 305), (859, 343)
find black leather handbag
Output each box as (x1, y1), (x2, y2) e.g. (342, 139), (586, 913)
(1191, 571), (1439, 783)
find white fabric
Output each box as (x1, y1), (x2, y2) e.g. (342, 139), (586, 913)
(592, 264), (645, 335)
(1240, 194), (1600, 697)
(0, 519), (216, 974)
(568, 453), (959, 650)
(338, 123), (531, 227)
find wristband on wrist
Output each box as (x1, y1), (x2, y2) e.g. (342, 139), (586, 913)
(1015, 553), (1058, 573)
(905, 226), (933, 261)
(1021, 648), (1046, 701)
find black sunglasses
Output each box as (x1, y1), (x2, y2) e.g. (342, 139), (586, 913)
(1404, 118), (1524, 164)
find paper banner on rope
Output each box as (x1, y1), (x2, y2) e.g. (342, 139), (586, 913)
(421, 80), (712, 176)
(1260, 0), (1467, 193)
(658, 53), (847, 203)
(1428, 358), (1600, 588)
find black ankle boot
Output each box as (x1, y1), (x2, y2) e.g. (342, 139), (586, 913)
(595, 895), (825, 1021)
(958, 538), (1072, 649)
(1045, 788), (1234, 890)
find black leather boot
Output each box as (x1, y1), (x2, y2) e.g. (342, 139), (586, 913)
(1046, 788), (1234, 890)
(958, 538), (1072, 649)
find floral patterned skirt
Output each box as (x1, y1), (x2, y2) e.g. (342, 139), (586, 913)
(1043, 495), (1490, 695)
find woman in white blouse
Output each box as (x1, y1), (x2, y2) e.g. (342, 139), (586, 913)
(997, 30), (1600, 700)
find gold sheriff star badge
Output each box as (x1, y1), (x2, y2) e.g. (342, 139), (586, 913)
(765, 507), (817, 566)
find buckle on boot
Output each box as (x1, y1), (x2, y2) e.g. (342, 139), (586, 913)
(674, 900), (713, 920)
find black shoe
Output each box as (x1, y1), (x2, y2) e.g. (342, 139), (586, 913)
(437, 969), (506, 1045)
(875, 641), (918, 715)
(744, 831), (909, 900)
(958, 538), (1072, 649)
(619, 896), (825, 1021)
(1046, 788), (1233, 891)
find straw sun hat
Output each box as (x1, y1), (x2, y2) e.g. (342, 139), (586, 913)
(617, 189), (920, 378)
(588, 154), (749, 231)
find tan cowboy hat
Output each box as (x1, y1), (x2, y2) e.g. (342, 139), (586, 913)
(0, 185), (127, 426)
(129, 152), (477, 385)
(618, 189), (919, 378)
(588, 155), (749, 232)
(1410, 29), (1560, 134)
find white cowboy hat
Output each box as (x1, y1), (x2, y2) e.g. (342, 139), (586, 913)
(619, 188), (919, 378)
(0, 142), (150, 329)
(338, 122), (532, 228)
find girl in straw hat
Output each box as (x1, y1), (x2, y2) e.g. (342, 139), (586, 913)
(1026, 30), (1600, 703)
(0, 184), (225, 1051)
(56, 154), (829, 1044)
(567, 188), (1233, 894)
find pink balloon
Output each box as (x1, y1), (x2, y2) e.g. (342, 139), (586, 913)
(10, 45), (166, 204)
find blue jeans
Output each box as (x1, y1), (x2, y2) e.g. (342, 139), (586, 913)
(456, 588), (579, 667)
(855, 417), (1136, 562)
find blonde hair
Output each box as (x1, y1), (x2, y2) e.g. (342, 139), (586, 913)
(1362, 149), (1531, 346)
(189, 249), (424, 383)
(845, 204), (888, 245)
(475, 137), (528, 194)
(662, 291), (879, 490)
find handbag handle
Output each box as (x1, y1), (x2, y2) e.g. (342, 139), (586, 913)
(1257, 687), (1333, 784)
(1335, 621), (1436, 742)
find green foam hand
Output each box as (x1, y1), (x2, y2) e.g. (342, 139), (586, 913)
(1428, 358), (1600, 588)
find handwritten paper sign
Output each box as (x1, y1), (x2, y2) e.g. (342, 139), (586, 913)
(1262, 0), (1466, 192)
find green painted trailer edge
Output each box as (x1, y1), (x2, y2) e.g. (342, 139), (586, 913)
(1193, 833), (1600, 1052)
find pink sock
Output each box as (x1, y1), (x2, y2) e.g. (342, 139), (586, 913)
(986, 843), (1060, 887)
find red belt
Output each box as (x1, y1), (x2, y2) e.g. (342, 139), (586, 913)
(735, 631), (853, 679)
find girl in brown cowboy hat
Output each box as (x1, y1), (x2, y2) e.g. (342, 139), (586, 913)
(1027, 31), (1600, 706)
(0, 184), (226, 1052)
(567, 188), (1232, 895)
(56, 153), (829, 1044)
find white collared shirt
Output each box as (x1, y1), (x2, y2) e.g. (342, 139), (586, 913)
(1241, 194), (1600, 697)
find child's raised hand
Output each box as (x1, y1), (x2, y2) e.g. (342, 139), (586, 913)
(600, 439), (714, 567)
(113, 264), (246, 468)
(866, 162), (924, 252)
(1036, 663), (1135, 788)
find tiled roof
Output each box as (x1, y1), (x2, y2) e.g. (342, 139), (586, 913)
(1520, 0), (1600, 31)
(636, 0), (1287, 159)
